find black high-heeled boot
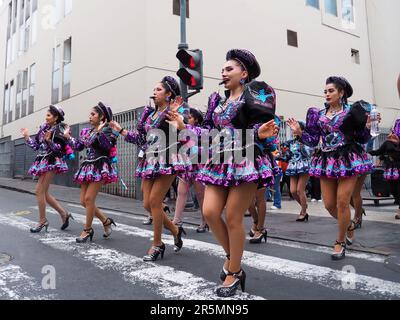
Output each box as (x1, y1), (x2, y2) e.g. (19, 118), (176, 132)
(143, 243), (166, 262)
(76, 228), (94, 243)
(216, 269), (246, 297)
(249, 229), (267, 244)
(220, 255), (230, 281)
(173, 225), (186, 252)
(103, 217), (117, 238)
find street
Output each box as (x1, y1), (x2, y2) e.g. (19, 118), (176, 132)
(0, 186), (399, 300)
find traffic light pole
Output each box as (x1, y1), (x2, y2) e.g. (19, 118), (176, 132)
(178, 0), (188, 101)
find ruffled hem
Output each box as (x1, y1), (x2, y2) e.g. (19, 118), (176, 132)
(383, 168), (400, 181)
(135, 156), (190, 179)
(28, 156), (68, 177)
(74, 160), (117, 185)
(195, 156), (275, 188)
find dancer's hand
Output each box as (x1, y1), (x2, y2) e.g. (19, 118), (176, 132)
(166, 111), (185, 130)
(97, 121), (107, 133)
(287, 118), (302, 136)
(366, 112), (382, 130)
(20, 128), (29, 140)
(258, 120), (278, 140)
(109, 121), (122, 132)
(63, 124), (71, 139)
(170, 96), (184, 113)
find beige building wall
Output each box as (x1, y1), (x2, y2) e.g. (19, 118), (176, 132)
(366, 0), (400, 127)
(0, 0), (398, 141)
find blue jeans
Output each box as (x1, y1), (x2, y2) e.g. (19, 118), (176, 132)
(265, 173), (282, 208)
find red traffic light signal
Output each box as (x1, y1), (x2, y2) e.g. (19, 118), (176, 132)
(176, 49), (203, 90)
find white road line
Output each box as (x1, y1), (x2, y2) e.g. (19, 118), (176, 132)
(45, 205), (388, 263)
(41, 208), (400, 299)
(0, 264), (56, 300)
(0, 214), (264, 300)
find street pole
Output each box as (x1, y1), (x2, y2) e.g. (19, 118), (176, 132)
(178, 0), (188, 101)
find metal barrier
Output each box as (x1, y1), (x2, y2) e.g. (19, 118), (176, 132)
(101, 107), (144, 200)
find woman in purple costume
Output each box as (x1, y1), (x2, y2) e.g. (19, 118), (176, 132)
(110, 76), (189, 262)
(21, 105), (73, 233)
(65, 102), (118, 243)
(369, 119), (400, 219)
(288, 76), (373, 260)
(170, 49), (279, 297)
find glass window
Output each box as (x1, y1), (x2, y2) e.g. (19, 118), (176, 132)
(11, 32), (17, 62)
(4, 85), (10, 124)
(16, 73), (22, 120)
(65, 0), (72, 16)
(28, 63), (35, 114)
(21, 69), (28, 117)
(10, 80), (15, 121)
(306, 0), (319, 9)
(32, 0), (37, 12)
(52, 45), (61, 104)
(20, 0), (25, 26)
(342, 0), (354, 23)
(62, 38), (72, 100)
(24, 24), (30, 51)
(25, 0), (31, 21)
(325, 0), (338, 16)
(54, 0), (62, 24)
(6, 38), (11, 66)
(31, 10), (37, 44)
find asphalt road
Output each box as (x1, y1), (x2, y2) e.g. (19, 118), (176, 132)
(0, 188), (399, 300)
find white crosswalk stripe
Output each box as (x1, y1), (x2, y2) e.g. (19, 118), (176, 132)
(0, 213), (263, 300)
(45, 207), (400, 299)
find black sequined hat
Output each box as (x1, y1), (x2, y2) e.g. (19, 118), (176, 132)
(161, 76), (181, 99)
(226, 49), (261, 81)
(49, 105), (65, 122)
(326, 76), (353, 100)
(97, 102), (113, 122)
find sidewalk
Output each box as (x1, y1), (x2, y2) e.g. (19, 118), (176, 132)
(0, 177), (399, 257)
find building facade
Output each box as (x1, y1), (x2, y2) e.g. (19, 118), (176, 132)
(0, 0), (399, 194)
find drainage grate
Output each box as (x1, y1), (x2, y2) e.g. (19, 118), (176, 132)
(0, 253), (13, 265)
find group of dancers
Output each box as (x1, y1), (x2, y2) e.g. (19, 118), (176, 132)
(21, 48), (400, 297)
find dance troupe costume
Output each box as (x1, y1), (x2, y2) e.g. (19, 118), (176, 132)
(123, 77), (191, 179)
(186, 49), (278, 188)
(68, 103), (118, 184)
(26, 106), (70, 176)
(369, 119), (400, 181)
(299, 78), (373, 178)
(285, 130), (312, 177)
(369, 119), (400, 211)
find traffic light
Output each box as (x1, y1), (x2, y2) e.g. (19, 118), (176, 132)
(176, 49), (203, 90)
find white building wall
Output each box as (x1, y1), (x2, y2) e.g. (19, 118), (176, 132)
(0, 0), (398, 140)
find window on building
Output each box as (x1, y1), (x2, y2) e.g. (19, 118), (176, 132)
(23, 24), (30, 52)
(16, 73), (21, 120)
(52, 45), (61, 104)
(351, 49), (360, 64)
(6, 38), (12, 66)
(10, 80), (15, 122)
(287, 30), (298, 47)
(62, 38), (72, 100)
(4, 84), (10, 124)
(306, 0), (320, 9)
(65, 0), (72, 16)
(12, 0), (17, 34)
(32, 0), (37, 12)
(54, 0), (62, 24)
(11, 32), (17, 62)
(25, 0), (31, 21)
(19, 0), (25, 26)
(173, 0), (189, 18)
(28, 63), (35, 114)
(342, 0), (354, 24)
(21, 68), (28, 117)
(31, 3), (37, 45)
(325, 0), (338, 16)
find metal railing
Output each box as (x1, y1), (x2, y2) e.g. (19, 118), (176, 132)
(101, 107), (144, 200)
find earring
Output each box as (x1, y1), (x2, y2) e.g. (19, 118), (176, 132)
(240, 79), (246, 85)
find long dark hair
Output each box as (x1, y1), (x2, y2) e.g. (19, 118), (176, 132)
(189, 108), (204, 125)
